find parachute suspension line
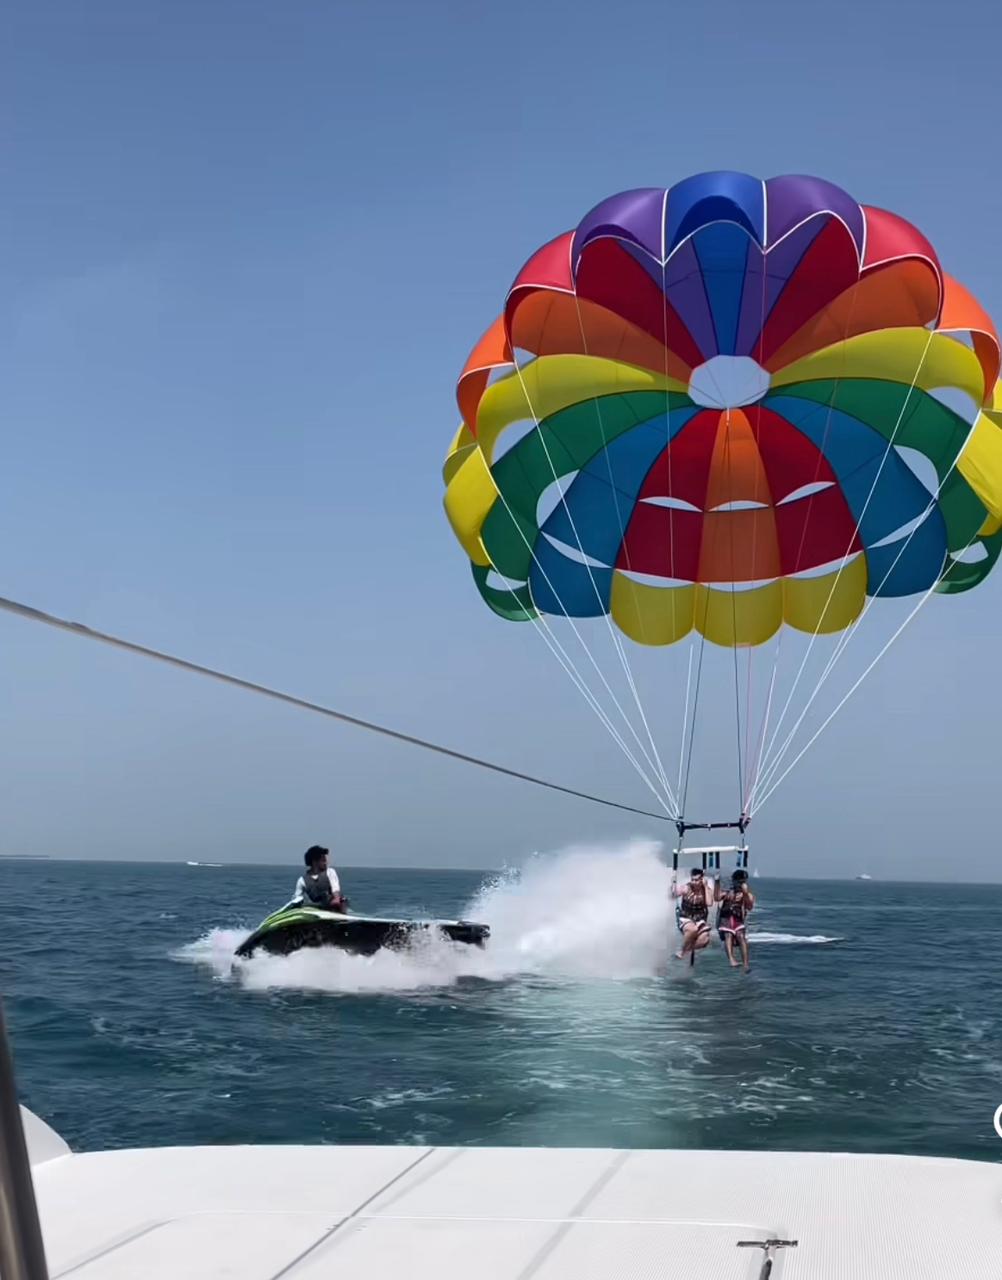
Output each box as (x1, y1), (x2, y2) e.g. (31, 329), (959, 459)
(507, 345), (680, 814)
(653, 231), (737, 825)
(569, 288), (677, 808)
(491, 353), (675, 808)
(723, 408), (746, 811)
(676, 643), (695, 802)
(740, 339), (766, 808)
(679, 589), (711, 819)
(752, 603), (927, 811)
(741, 647), (752, 803)
(660, 222), (691, 820)
(480, 566), (678, 815)
(743, 641), (780, 813)
(740, 222), (787, 814)
(750, 370), (985, 812)
(471, 462), (678, 817)
(461, 364), (678, 808)
(751, 540), (978, 813)
(742, 439), (845, 810)
(748, 327), (937, 810)
(750, 330), (944, 811)
(754, 324), (934, 798)
(661, 227), (731, 827)
(750, 327), (940, 806)
(744, 275), (878, 809)
(0, 594), (673, 823)
(744, 278), (872, 801)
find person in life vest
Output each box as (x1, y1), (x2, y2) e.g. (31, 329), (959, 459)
(716, 868), (754, 972)
(292, 845), (347, 912)
(671, 867), (712, 962)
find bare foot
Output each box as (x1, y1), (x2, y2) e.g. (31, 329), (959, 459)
(729, 959), (740, 969)
(675, 950), (685, 960)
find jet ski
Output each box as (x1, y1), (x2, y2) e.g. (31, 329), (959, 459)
(234, 903), (490, 959)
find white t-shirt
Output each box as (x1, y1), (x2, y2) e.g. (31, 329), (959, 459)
(292, 867), (340, 904)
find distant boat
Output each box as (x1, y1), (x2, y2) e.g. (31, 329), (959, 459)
(186, 860), (223, 868)
(855, 873), (873, 881)
(752, 869), (760, 879)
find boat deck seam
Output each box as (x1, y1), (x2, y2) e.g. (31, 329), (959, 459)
(270, 1145), (436, 1279)
(513, 1151), (631, 1280)
(52, 1220), (166, 1279)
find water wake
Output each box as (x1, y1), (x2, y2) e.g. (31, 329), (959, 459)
(750, 932), (843, 945)
(177, 839), (674, 993)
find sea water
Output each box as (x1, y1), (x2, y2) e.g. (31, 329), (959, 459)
(2, 843), (1000, 1160)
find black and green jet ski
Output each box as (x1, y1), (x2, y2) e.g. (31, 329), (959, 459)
(234, 904), (490, 959)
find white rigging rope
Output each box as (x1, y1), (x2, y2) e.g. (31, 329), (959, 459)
(679, 589), (711, 818)
(676, 643), (694, 802)
(751, 556), (960, 813)
(724, 409), (747, 812)
(743, 280), (900, 808)
(743, 643), (780, 813)
(467, 368), (677, 814)
(658, 231), (702, 825)
(569, 288), (677, 806)
(472, 495), (677, 815)
(747, 327), (938, 811)
(737, 229), (782, 816)
(505, 340), (679, 814)
(490, 581), (681, 815)
(658, 241), (742, 825)
(750, 335), (984, 813)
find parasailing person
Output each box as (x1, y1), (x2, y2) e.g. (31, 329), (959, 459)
(672, 866), (713, 963)
(716, 868), (754, 972)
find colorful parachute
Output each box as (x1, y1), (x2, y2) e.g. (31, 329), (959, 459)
(444, 173), (1002, 649)
(443, 173), (1002, 819)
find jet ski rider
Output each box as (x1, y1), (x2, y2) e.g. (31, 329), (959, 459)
(672, 866), (712, 962)
(292, 845), (348, 912)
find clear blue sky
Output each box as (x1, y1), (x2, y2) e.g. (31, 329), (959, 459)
(2, 0), (1000, 875)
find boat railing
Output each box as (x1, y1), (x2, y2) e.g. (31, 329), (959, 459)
(0, 994), (50, 1280)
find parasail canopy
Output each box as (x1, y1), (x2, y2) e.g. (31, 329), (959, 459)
(443, 173), (1002, 821)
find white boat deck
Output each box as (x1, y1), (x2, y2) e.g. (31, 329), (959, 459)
(22, 1109), (1002, 1279)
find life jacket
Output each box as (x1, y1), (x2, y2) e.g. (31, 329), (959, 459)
(679, 882), (709, 922)
(301, 870), (335, 908)
(720, 888), (747, 922)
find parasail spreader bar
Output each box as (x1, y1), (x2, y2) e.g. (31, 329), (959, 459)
(671, 835), (749, 873)
(673, 846), (745, 856)
(675, 816), (750, 836)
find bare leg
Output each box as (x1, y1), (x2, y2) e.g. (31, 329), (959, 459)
(675, 923), (694, 960)
(694, 928), (711, 951)
(738, 930), (750, 973)
(724, 933), (739, 967)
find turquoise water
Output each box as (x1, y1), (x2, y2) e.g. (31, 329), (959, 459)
(2, 849), (1001, 1160)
